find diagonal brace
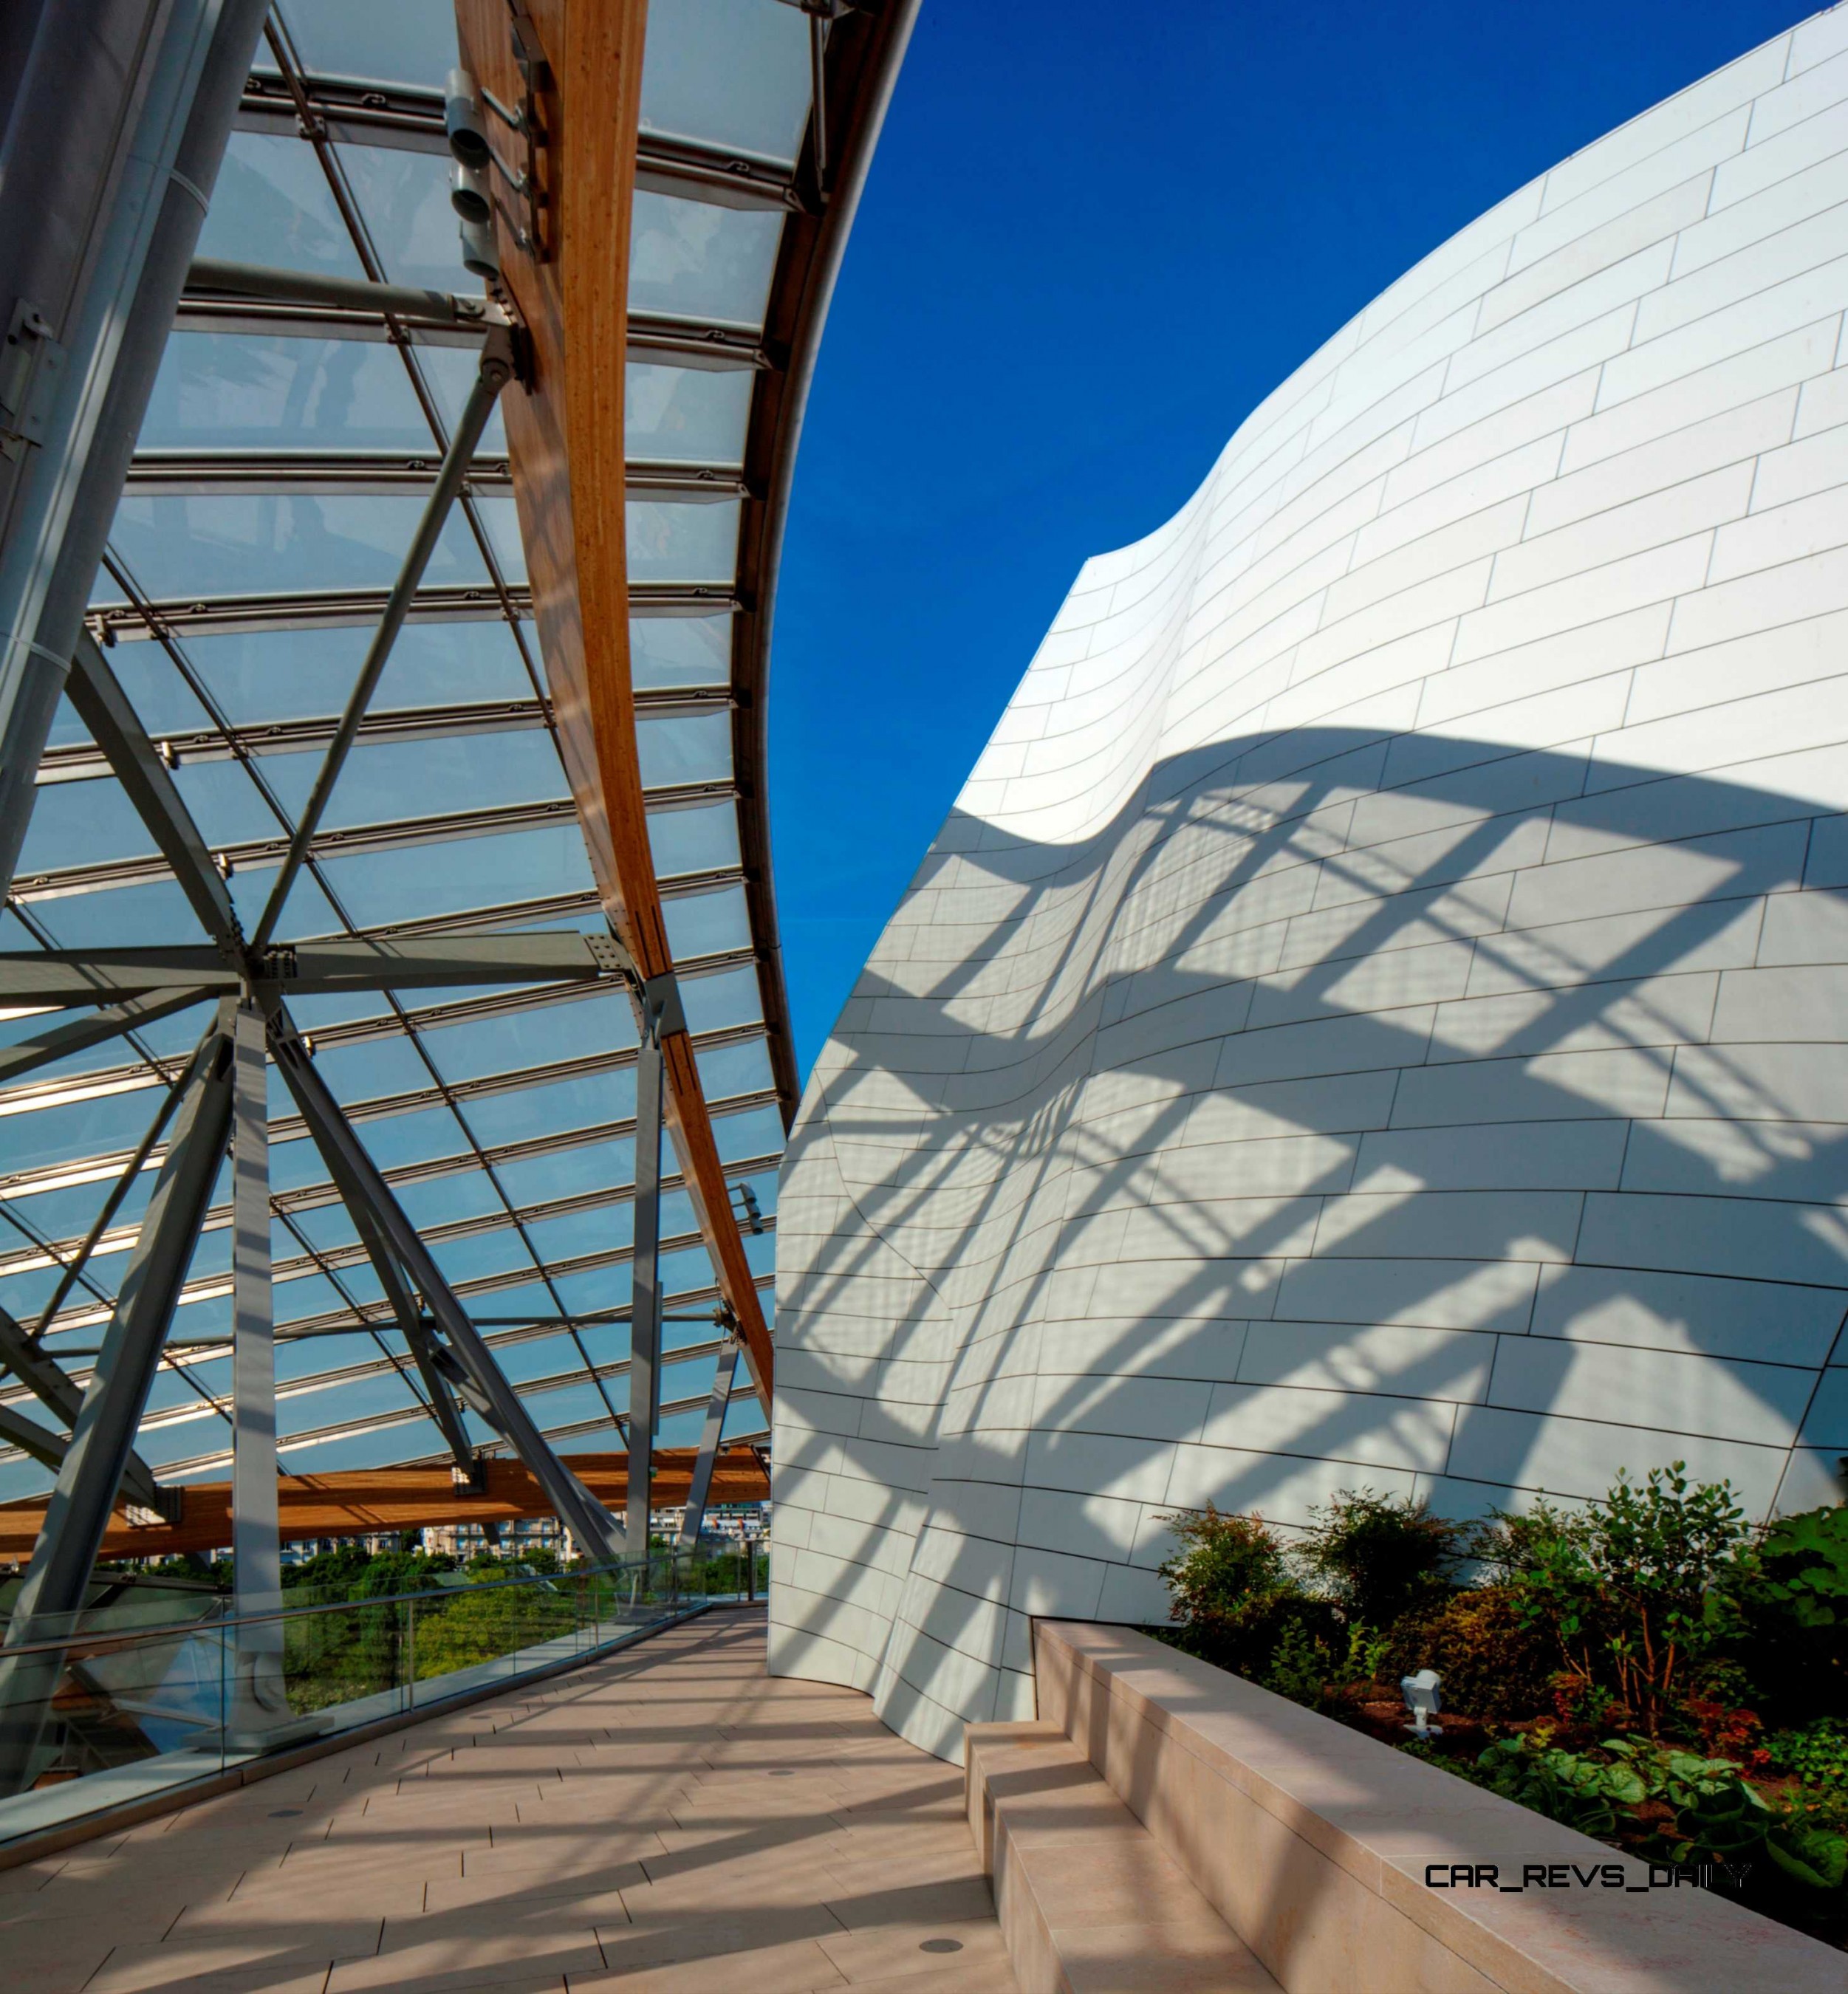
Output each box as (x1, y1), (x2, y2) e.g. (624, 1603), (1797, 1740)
(265, 1007), (623, 1562)
(0, 1013), (234, 1793)
(252, 329), (516, 949)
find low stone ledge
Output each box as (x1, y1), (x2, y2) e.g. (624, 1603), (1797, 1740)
(1034, 1619), (1842, 1994)
(966, 1719), (1280, 1993)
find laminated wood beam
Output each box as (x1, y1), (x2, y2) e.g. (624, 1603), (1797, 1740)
(0, 1446), (770, 1561)
(454, 0), (773, 1400)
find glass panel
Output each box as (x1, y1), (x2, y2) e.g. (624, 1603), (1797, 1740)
(338, 144), (473, 295)
(425, 994), (635, 1086)
(641, 0), (812, 167)
(426, 1229), (535, 1288)
(278, 1370), (420, 1439)
(421, 345), (507, 456)
(524, 1202), (634, 1266)
(314, 1037), (432, 1106)
(627, 499), (739, 585)
(713, 1104), (783, 1165)
(648, 801), (739, 880)
(694, 1034), (773, 1103)
(277, 0), (457, 89)
(346, 1103), (468, 1171)
(16, 778), (155, 877)
(629, 195), (783, 331)
(488, 1332), (581, 1388)
(460, 1070), (637, 1150)
(288, 1201), (363, 1257)
(471, 497), (527, 584)
(185, 621), (533, 727)
(104, 495), (490, 602)
(626, 365), (752, 467)
(277, 1331), (384, 1378)
(169, 758), (284, 847)
(137, 335), (434, 451)
(303, 821), (595, 929)
(663, 884), (752, 962)
(681, 965), (763, 1034)
(638, 710), (732, 787)
(632, 614), (730, 688)
(318, 728), (569, 832)
(495, 1137), (631, 1210)
(227, 861), (343, 942)
(102, 654), (216, 739)
(394, 1171), (507, 1230)
(195, 134), (364, 278)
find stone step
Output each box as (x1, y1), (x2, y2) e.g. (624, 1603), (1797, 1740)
(965, 1720), (1282, 1994)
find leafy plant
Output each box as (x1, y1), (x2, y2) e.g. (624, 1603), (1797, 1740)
(1383, 1586), (1557, 1722)
(1766, 1813), (1848, 1893)
(1508, 1462), (1751, 1736)
(1342, 1621), (1390, 1682)
(1475, 1736), (1645, 1839)
(1262, 1617), (1332, 1707)
(1766, 1718), (1848, 1791)
(1466, 1497), (1588, 1583)
(1551, 1671), (1623, 1733)
(1754, 1504), (1848, 1631)
(1158, 1506), (1308, 1671)
(1298, 1488), (1468, 1627)
(1683, 1697), (1768, 1768)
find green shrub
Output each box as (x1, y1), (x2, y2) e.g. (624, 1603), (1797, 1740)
(1158, 1505), (1305, 1672)
(1507, 1462), (1751, 1737)
(1381, 1586), (1557, 1722)
(1298, 1488), (1467, 1626)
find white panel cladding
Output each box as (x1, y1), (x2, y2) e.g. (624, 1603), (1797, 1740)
(771, 13), (1848, 1761)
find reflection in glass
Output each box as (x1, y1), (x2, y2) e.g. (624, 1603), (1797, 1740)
(629, 196), (782, 330)
(640, 0), (811, 165)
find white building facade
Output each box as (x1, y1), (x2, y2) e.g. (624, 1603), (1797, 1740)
(771, 11), (1848, 1759)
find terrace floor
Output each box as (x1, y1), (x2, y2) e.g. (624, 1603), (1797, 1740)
(2, 1606), (1017, 1994)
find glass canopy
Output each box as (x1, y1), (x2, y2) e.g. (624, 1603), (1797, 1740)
(0, 0), (810, 1501)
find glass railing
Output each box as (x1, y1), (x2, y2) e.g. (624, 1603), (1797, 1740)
(0, 1538), (767, 1849)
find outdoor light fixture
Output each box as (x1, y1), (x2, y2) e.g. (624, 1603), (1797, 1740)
(458, 215), (501, 280)
(732, 1183), (764, 1236)
(443, 68), (492, 171)
(451, 160), (492, 226)
(1401, 1668), (1443, 1739)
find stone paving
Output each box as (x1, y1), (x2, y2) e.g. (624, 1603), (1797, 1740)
(1, 1606), (1018, 1994)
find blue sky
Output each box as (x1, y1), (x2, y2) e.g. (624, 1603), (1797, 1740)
(767, 0), (1812, 1080)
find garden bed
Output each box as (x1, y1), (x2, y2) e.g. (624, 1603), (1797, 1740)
(1149, 1465), (1848, 1953)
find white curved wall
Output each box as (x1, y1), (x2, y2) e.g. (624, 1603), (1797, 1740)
(770, 11), (1848, 1760)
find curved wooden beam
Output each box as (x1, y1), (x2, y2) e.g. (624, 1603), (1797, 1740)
(454, 0), (773, 1399)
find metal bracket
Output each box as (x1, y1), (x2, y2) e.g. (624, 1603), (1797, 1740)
(586, 931), (636, 978)
(0, 301), (66, 461)
(640, 970), (686, 1041)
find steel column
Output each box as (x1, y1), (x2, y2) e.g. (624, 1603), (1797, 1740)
(626, 1006), (668, 1557)
(0, 0), (269, 900)
(676, 1335), (739, 1551)
(0, 1013), (234, 1794)
(229, 1000), (285, 1736)
(266, 1012), (625, 1563)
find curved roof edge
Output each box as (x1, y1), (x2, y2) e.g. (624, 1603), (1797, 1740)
(733, 0), (923, 1126)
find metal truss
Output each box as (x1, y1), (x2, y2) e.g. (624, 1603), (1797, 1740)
(0, 1), (919, 1758)
(86, 580), (743, 643)
(120, 453), (753, 504)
